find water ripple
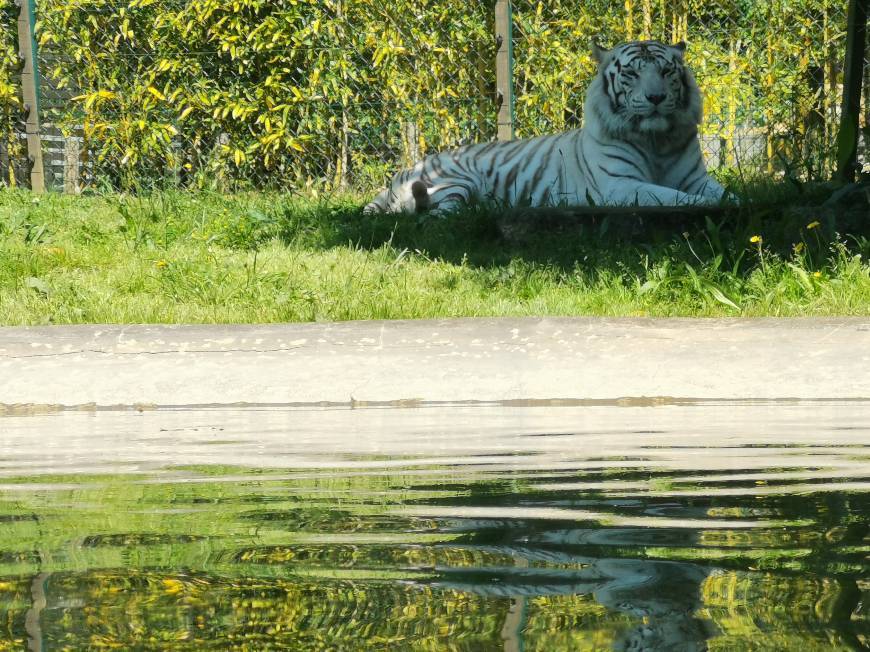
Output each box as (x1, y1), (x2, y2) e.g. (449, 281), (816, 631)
(0, 402), (867, 650)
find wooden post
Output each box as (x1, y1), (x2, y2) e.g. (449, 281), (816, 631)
(402, 120), (419, 167)
(64, 136), (80, 194)
(835, 0), (868, 183)
(16, 0), (44, 193)
(495, 0), (515, 141)
(0, 139), (8, 185)
(335, 0), (349, 189)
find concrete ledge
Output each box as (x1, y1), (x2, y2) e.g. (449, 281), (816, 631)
(1, 318), (869, 406)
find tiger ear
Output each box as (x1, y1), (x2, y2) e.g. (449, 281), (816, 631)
(671, 41), (687, 57)
(591, 42), (610, 65)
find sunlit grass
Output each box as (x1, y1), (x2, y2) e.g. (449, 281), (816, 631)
(0, 186), (868, 325)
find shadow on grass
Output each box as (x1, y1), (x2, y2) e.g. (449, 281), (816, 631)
(272, 182), (870, 279)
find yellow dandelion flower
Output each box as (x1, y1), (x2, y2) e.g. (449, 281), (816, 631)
(750, 235), (762, 244)
(793, 242), (805, 254)
(813, 271), (822, 278)
(162, 578), (184, 594)
(155, 260), (168, 269)
(806, 221), (820, 230)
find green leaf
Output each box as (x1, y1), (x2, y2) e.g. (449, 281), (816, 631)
(638, 280), (658, 295)
(707, 285), (740, 310)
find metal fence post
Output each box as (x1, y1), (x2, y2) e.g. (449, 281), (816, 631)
(835, 0), (868, 183)
(495, 0), (515, 140)
(16, 0), (44, 193)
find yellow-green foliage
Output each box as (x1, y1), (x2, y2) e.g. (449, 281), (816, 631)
(0, 0), (21, 181)
(0, 0), (851, 190)
(36, 0), (495, 190)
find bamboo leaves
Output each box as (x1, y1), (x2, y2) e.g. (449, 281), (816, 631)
(9, 0), (852, 191)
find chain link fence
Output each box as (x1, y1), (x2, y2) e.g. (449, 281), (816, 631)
(1, 0), (23, 183)
(1, 0), (867, 193)
(512, 0), (867, 180)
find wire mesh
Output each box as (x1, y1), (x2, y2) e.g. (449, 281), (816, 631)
(30, 0), (498, 192)
(511, 0), (862, 180)
(0, 0), (867, 192)
(1, 0), (23, 183)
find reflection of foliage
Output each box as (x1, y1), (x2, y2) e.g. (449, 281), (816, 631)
(524, 594), (636, 651)
(23, 573), (507, 650)
(0, 467), (867, 649)
(702, 571), (862, 651)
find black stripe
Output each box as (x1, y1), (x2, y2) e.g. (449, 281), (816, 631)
(529, 159), (549, 192)
(503, 165), (520, 201)
(452, 150), (475, 176)
(520, 149), (551, 202)
(603, 154), (647, 177)
(675, 154), (703, 189)
(681, 169), (707, 193)
(431, 188), (468, 204)
(430, 154), (475, 186)
(599, 165), (644, 182)
(578, 145), (598, 194)
(500, 138), (532, 164)
(432, 178), (475, 198)
(483, 150), (500, 178)
(475, 142), (501, 176)
(441, 192), (467, 204)
(606, 73), (618, 110)
(595, 137), (651, 170)
(627, 142), (652, 169)
(453, 180), (476, 196)
(429, 155), (448, 178)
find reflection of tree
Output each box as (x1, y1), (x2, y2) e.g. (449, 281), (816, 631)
(699, 491), (870, 651)
(499, 556), (528, 652)
(24, 573), (49, 652)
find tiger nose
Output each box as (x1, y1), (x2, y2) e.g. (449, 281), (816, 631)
(646, 93), (666, 105)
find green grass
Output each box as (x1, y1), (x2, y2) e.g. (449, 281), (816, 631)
(0, 186), (868, 324)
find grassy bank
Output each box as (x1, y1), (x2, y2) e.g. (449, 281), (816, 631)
(0, 188), (868, 325)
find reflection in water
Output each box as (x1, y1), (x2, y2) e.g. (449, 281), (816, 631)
(0, 404), (868, 650)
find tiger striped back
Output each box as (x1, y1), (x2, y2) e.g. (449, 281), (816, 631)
(365, 40), (726, 215)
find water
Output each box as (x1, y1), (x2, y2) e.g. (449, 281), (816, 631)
(1, 402), (868, 651)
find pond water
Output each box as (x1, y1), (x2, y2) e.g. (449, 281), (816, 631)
(0, 402), (867, 651)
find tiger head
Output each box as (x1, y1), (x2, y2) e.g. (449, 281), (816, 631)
(586, 40), (702, 140)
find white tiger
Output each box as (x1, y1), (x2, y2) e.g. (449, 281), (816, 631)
(365, 40), (727, 215)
